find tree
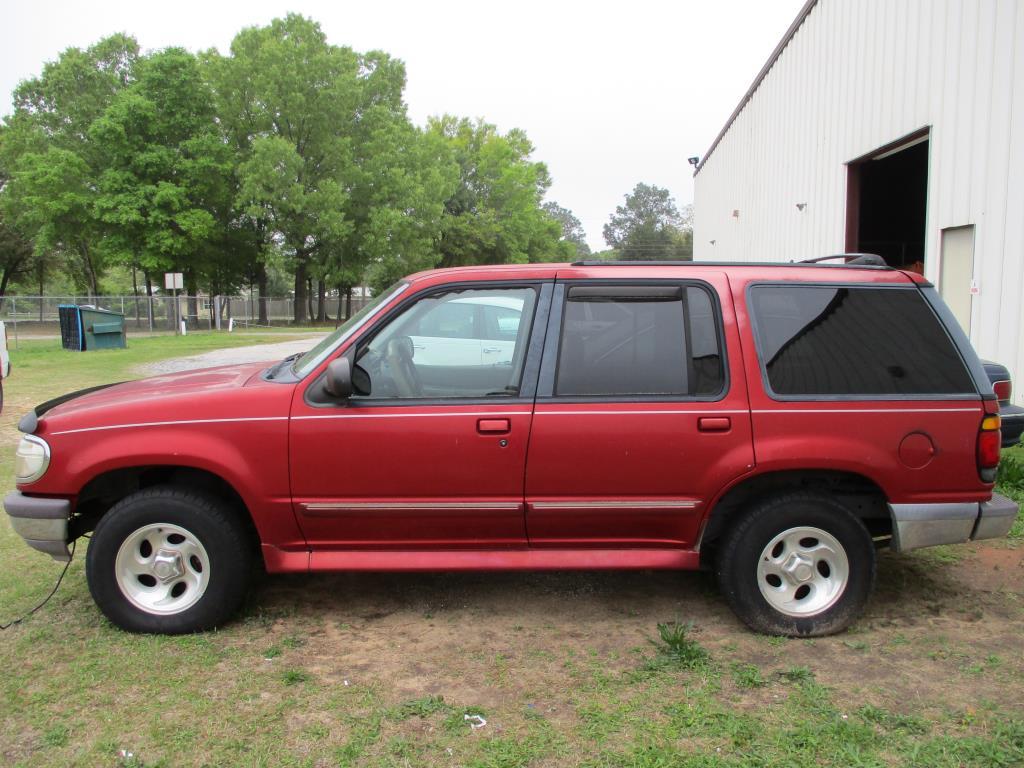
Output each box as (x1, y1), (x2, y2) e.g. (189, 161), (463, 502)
(1, 35), (140, 296)
(602, 183), (693, 261)
(430, 117), (572, 269)
(344, 115), (457, 296)
(0, 217), (33, 301)
(212, 14), (421, 323)
(90, 48), (241, 308)
(543, 201), (590, 258)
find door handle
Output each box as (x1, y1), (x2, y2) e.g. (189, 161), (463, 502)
(482, 347), (501, 353)
(477, 418), (511, 434)
(698, 416), (731, 432)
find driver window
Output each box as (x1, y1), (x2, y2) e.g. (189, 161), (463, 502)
(354, 286), (538, 399)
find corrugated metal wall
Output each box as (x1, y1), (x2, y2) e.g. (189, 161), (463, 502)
(693, 0), (1024, 399)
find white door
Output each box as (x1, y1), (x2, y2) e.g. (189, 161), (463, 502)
(940, 225), (975, 334)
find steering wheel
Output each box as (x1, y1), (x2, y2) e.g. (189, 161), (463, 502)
(384, 336), (422, 398)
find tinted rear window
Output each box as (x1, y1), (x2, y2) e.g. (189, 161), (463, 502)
(556, 285), (724, 397)
(749, 285), (975, 397)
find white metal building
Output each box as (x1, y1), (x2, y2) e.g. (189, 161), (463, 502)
(693, 0), (1024, 399)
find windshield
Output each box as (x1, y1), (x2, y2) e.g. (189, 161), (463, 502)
(292, 282), (408, 377)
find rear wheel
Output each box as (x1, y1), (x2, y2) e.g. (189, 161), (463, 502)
(86, 487), (252, 634)
(715, 492), (875, 636)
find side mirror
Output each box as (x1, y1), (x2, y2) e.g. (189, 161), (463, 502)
(325, 357), (354, 399)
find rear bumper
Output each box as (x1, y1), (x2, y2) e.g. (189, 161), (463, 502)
(3, 491), (71, 562)
(890, 492), (1018, 552)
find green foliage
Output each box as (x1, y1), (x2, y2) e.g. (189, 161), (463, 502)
(2, 35), (140, 295)
(0, 207), (34, 294)
(429, 116), (572, 272)
(603, 183), (693, 260)
(0, 16), (591, 310)
(90, 48), (237, 288)
(543, 201), (591, 258)
(996, 449), (1024, 537)
(997, 450), (1024, 491)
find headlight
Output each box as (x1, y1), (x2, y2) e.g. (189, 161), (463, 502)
(15, 435), (50, 483)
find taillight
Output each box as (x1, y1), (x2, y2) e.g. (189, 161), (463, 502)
(977, 414), (1001, 482)
(993, 380), (1011, 401)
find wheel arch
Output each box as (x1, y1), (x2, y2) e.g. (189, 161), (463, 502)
(72, 465), (261, 560)
(699, 469), (891, 568)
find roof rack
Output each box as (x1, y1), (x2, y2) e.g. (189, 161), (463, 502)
(570, 255), (891, 268)
(799, 253), (887, 266)
(571, 260), (696, 266)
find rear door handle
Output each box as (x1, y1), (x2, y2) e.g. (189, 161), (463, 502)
(477, 418), (511, 434)
(698, 416), (731, 432)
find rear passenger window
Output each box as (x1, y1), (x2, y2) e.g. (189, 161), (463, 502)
(555, 284), (724, 397)
(749, 285), (975, 397)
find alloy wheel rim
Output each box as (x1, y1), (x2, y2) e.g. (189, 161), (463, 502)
(756, 525), (849, 617)
(114, 523), (210, 615)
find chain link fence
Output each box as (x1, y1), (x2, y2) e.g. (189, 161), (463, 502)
(0, 294), (372, 344)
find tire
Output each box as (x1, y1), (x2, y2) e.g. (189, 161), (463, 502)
(86, 486), (253, 634)
(715, 491), (875, 637)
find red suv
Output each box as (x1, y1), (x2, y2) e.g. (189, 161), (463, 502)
(5, 259), (1017, 636)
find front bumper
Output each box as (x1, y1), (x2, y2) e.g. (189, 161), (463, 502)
(890, 492), (1018, 552)
(3, 491), (71, 562)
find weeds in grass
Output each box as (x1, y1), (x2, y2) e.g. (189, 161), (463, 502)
(858, 704), (929, 735)
(777, 666), (814, 684)
(303, 722), (330, 740)
(645, 621), (709, 671)
(282, 668), (310, 685)
(390, 695), (452, 720)
(42, 724), (69, 748)
(730, 662), (767, 689)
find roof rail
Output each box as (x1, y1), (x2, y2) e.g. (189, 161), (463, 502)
(570, 255), (891, 268)
(799, 253), (888, 267)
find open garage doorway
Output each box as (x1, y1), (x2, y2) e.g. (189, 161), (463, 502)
(845, 129), (930, 272)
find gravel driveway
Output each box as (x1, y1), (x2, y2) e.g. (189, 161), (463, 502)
(138, 335), (327, 376)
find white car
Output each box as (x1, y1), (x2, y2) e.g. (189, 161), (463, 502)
(408, 295), (522, 367)
(354, 290), (532, 399)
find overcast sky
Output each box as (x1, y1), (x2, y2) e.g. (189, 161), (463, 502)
(2, 0), (805, 252)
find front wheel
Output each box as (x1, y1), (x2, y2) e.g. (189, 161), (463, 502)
(86, 487), (252, 634)
(715, 492), (876, 637)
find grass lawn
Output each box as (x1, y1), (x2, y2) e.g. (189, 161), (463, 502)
(0, 335), (1023, 767)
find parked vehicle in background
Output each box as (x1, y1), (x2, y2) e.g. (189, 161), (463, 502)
(0, 321), (10, 413)
(4, 257), (1017, 637)
(408, 294), (522, 369)
(981, 360), (1023, 448)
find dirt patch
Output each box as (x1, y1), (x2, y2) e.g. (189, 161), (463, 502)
(952, 544), (1024, 593)
(241, 552), (1024, 730)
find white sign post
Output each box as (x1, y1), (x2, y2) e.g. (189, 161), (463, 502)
(164, 273), (184, 334)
